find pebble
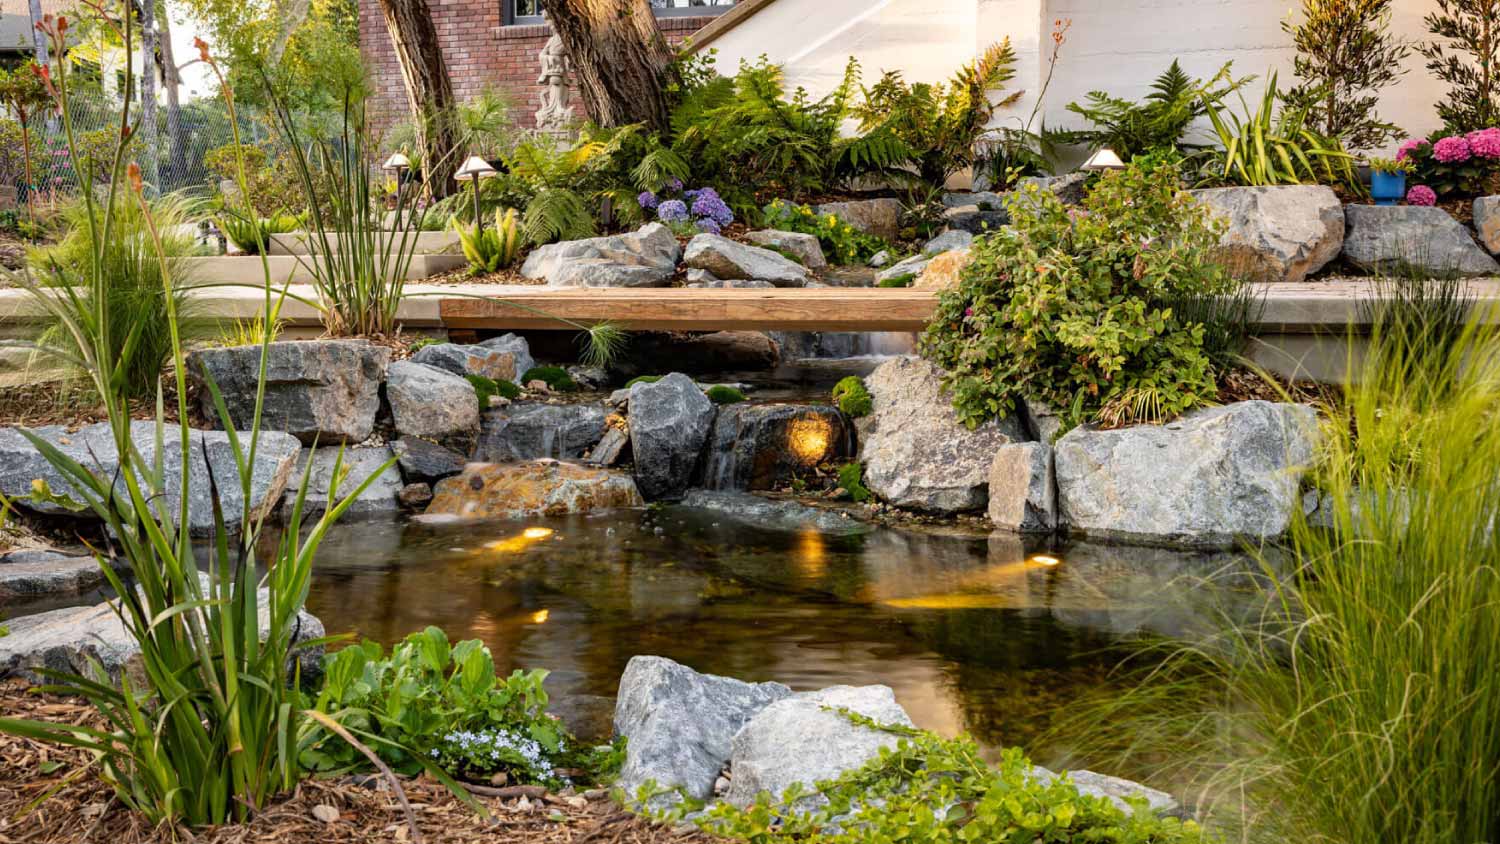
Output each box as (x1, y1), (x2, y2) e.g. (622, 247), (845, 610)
(312, 804), (340, 823)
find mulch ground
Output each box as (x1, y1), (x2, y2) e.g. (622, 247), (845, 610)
(0, 682), (719, 844)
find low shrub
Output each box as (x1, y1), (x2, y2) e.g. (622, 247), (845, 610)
(691, 719), (1206, 843)
(453, 207), (523, 274)
(831, 376), (872, 417)
(305, 627), (620, 787)
(921, 161), (1235, 431)
(760, 200), (888, 265)
(837, 462), (871, 503)
(521, 365), (578, 392)
(639, 181), (734, 235)
(218, 212), (300, 255)
(203, 142), (310, 218)
(1397, 129), (1500, 199)
(704, 385), (746, 404)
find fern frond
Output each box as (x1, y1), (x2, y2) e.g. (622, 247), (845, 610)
(522, 189), (596, 246)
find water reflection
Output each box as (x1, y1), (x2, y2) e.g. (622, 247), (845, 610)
(296, 508), (1269, 766)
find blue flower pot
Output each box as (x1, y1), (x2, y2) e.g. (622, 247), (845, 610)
(1371, 171), (1407, 206)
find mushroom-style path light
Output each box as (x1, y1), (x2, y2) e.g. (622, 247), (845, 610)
(1081, 148), (1127, 171)
(456, 155), (498, 233)
(382, 151), (411, 210)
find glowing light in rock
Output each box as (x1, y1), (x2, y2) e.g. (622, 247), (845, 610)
(787, 417), (832, 464)
(530, 609), (550, 624)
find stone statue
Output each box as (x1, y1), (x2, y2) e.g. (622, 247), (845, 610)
(535, 28), (574, 132)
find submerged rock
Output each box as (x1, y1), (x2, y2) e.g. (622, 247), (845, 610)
(1, 577), (325, 683)
(474, 403), (608, 462)
(1191, 185), (1343, 283)
(384, 361), (480, 454)
(679, 490), (867, 535)
(858, 357), (1027, 513)
(0, 422), (300, 537)
(411, 342), (520, 382)
(685, 234), (810, 287)
(425, 461), (643, 519)
(1342, 205), (1499, 277)
(189, 340), (388, 445)
(628, 374), (716, 501)
(1054, 401), (1318, 547)
(281, 446), (403, 519)
(699, 404), (849, 491)
(520, 223), (681, 288)
(725, 685), (915, 809)
(614, 655), (793, 804)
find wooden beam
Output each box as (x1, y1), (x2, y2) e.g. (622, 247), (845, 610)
(437, 288), (937, 332)
(679, 0), (778, 54)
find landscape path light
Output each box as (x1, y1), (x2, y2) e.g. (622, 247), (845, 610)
(1081, 148), (1127, 171)
(456, 155), (498, 232)
(382, 151), (411, 211)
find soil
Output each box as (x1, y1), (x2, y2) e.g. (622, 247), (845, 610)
(0, 681), (719, 844)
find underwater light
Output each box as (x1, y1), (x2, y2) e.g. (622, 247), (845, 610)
(486, 527), (555, 553)
(531, 609), (550, 624)
(1029, 554), (1062, 567)
(523, 527), (554, 540)
(787, 417), (833, 463)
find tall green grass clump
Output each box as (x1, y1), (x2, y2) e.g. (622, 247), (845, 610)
(1060, 290), (1500, 843)
(0, 22), (414, 826)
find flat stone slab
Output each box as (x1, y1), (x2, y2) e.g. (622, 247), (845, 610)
(0, 549), (122, 603)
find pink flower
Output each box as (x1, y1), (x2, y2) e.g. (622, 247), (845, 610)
(1396, 138), (1429, 161)
(1468, 127), (1500, 159)
(1433, 135), (1472, 163)
(1407, 185), (1438, 206)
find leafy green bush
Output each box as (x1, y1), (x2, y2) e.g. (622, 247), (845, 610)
(521, 365), (578, 392)
(203, 142), (309, 218)
(1419, 0), (1500, 132)
(691, 719), (1206, 843)
(761, 200), (889, 265)
(1197, 72), (1359, 191)
(705, 385), (746, 404)
(853, 41), (1021, 187)
(831, 376), (873, 418)
(921, 161), (1235, 431)
(837, 462), (871, 503)
(453, 207), (523, 274)
(306, 628), (617, 786)
(1057, 60), (1247, 160)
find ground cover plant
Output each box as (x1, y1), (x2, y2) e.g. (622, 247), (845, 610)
(921, 159), (1237, 431)
(760, 200), (889, 265)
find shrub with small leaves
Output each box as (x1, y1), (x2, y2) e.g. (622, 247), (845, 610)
(831, 376), (873, 418)
(921, 161), (1234, 431)
(761, 200), (889, 265)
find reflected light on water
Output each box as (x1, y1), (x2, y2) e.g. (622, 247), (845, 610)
(486, 527), (556, 553)
(530, 609), (550, 624)
(1029, 554), (1062, 567)
(795, 530), (827, 578)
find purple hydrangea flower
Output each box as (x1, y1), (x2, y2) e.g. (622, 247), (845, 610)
(1396, 137), (1428, 161)
(1468, 128), (1500, 159)
(690, 187), (734, 227)
(696, 217), (723, 235)
(1433, 136), (1472, 163)
(637, 190), (658, 211)
(656, 199), (689, 223)
(1407, 184), (1438, 206)
(666, 177), (684, 192)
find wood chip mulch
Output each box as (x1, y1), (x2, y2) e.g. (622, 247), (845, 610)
(0, 682), (720, 844)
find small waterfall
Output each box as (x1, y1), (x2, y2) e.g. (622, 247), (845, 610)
(770, 331), (918, 359)
(852, 331), (919, 357)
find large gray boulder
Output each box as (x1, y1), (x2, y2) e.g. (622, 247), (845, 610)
(0, 422), (299, 537)
(477, 334), (536, 380)
(1054, 401), (1319, 547)
(1342, 205), (1499, 277)
(699, 404), (849, 491)
(628, 373), (716, 500)
(189, 340), (388, 444)
(1, 576), (326, 683)
(923, 229), (973, 255)
(724, 685), (915, 808)
(474, 403), (608, 462)
(281, 446), (403, 519)
(0, 549), (122, 604)
(1192, 185), (1344, 283)
(988, 442), (1056, 533)
(815, 198), (902, 241)
(876, 254), (931, 284)
(614, 655), (792, 803)
(943, 204), (1008, 234)
(1475, 195), (1500, 255)
(520, 223), (681, 287)
(1037, 769), (1180, 816)
(857, 357), (1027, 513)
(744, 229), (827, 269)
(389, 437), (468, 483)
(683, 234), (810, 287)
(411, 342), (520, 382)
(384, 361), (480, 454)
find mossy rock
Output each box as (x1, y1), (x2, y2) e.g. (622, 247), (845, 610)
(877, 274), (915, 288)
(625, 375), (664, 388)
(521, 365), (578, 392)
(705, 385), (747, 405)
(832, 376), (873, 417)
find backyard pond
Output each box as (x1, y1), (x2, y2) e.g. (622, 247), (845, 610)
(296, 505), (1272, 772)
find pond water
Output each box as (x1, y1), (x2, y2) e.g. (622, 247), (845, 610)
(299, 505), (1263, 771)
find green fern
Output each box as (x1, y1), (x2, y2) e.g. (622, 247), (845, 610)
(522, 188), (595, 246)
(1059, 60), (1248, 159)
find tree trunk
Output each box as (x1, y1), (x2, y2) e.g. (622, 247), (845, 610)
(137, 0), (162, 192)
(375, 0), (461, 197)
(27, 0), (49, 66)
(544, 0), (675, 131)
(156, 5), (187, 186)
(269, 0), (313, 64)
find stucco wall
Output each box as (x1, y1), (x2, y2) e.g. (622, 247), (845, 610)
(698, 0), (1451, 156)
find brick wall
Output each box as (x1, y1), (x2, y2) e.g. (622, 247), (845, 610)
(359, 2), (713, 139)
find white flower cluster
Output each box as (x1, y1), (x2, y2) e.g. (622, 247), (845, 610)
(440, 728), (548, 770)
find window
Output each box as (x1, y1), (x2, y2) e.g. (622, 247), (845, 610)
(506, 0), (735, 26)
